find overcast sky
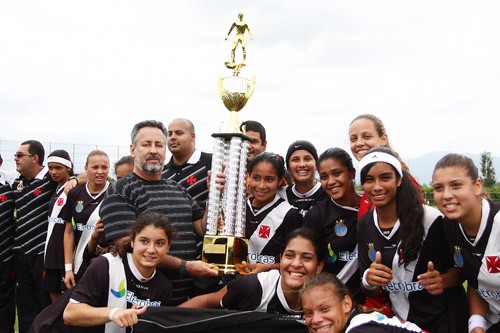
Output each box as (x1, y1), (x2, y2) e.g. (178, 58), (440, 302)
(1, 1), (499, 170)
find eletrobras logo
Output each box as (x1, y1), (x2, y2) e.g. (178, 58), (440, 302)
(110, 279), (126, 298)
(382, 280), (424, 292)
(126, 291), (161, 307)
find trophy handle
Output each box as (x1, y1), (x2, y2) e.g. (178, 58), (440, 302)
(245, 75), (256, 99)
(217, 77), (226, 98)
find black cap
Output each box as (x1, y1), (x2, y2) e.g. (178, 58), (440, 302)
(285, 140), (318, 169)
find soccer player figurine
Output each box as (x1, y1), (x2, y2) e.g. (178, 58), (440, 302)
(225, 12), (253, 67)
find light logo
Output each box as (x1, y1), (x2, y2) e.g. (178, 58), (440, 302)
(110, 279), (126, 298)
(327, 243), (337, 264)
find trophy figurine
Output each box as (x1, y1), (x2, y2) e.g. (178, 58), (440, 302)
(202, 13), (256, 274)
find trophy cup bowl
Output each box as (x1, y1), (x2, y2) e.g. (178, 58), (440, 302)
(202, 75), (256, 275)
(217, 76), (256, 133)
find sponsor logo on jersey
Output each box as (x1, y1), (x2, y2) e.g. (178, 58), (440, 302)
(259, 225), (271, 238)
(486, 255), (500, 273)
(368, 243), (377, 262)
(248, 251), (276, 264)
(187, 175), (197, 185)
(334, 219), (347, 237)
(126, 291), (161, 307)
(76, 223), (95, 231)
(382, 280), (424, 292)
(454, 246), (464, 268)
(338, 250), (357, 262)
(327, 243), (337, 264)
(56, 197), (65, 206)
(476, 288), (500, 299)
(48, 217), (65, 224)
(71, 217), (77, 231)
(110, 279), (126, 298)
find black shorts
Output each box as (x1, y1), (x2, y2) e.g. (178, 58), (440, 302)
(41, 268), (65, 293)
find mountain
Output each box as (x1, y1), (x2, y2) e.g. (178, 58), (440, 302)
(405, 151), (500, 186)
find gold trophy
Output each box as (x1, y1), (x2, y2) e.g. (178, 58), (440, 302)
(202, 13), (255, 274)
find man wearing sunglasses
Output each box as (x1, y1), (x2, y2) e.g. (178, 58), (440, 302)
(11, 140), (77, 333)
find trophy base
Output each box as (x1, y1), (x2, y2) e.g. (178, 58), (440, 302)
(202, 235), (248, 275)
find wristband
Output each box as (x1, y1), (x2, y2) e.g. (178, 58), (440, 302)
(108, 307), (120, 321)
(69, 176), (78, 185)
(362, 268), (377, 290)
(468, 314), (486, 333)
(65, 263), (73, 272)
(179, 259), (187, 276)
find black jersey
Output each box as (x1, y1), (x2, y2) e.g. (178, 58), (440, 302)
(60, 182), (108, 277)
(345, 310), (423, 332)
(304, 198), (361, 301)
(61, 183), (108, 246)
(70, 253), (172, 333)
(246, 195), (303, 264)
(162, 151), (212, 206)
(0, 175), (15, 262)
(442, 199), (500, 327)
(357, 206), (468, 333)
(12, 167), (57, 255)
(222, 269), (302, 315)
(283, 182), (327, 217)
(44, 187), (67, 269)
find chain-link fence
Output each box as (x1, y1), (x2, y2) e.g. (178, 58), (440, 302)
(0, 140), (129, 179)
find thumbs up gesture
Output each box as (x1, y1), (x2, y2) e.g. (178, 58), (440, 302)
(366, 251), (393, 287)
(417, 261), (443, 295)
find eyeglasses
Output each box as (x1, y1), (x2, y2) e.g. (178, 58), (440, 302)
(14, 152), (34, 158)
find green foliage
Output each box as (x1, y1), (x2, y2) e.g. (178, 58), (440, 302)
(481, 151), (496, 188)
(421, 186), (435, 206)
(423, 185), (500, 204)
(488, 186), (500, 202)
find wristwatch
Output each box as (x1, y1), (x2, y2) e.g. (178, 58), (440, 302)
(179, 259), (187, 276)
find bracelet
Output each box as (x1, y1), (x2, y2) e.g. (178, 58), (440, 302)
(178, 259), (187, 277)
(362, 268), (377, 290)
(65, 263), (73, 272)
(468, 314), (487, 333)
(108, 307), (120, 322)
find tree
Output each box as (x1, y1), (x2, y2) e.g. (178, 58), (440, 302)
(480, 151), (496, 187)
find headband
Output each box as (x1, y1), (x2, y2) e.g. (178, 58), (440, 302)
(358, 151), (403, 178)
(47, 156), (72, 169)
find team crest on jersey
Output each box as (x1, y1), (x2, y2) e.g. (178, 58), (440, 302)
(75, 201), (84, 213)
(454, 246), (464, 268)
(17, 180), (24, 190)
(368, 243), (377, 262)
(327, 243), (337, 264)
(187, 176), (197, 185)
(486, 255), (500, 273)
(334, 219), (347, 237)
(0, 194), (7, 202)
(33, 188), (42, 196)
(259, 225), (271, 238)
(56, 197), (65, 206)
